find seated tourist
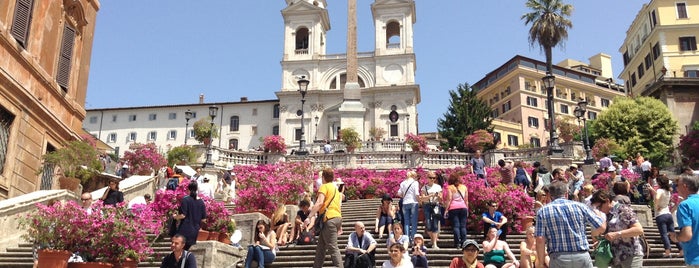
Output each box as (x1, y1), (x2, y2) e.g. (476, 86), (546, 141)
(244, 220), (277, 268)
(290, 199), (313, 244)
(519, 226), (548, 268)
(375, 194), (396, 239)
(482, 227), (519, 268)
(383, 243), (412, 268)
(344, 221), (377, 268)
(410, 234), (428, 268)
(449, 240), (484, 268)
(271, 205), (291, 246)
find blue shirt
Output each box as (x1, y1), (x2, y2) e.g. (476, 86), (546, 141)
(677, 194), (699, 265)
(482, 211), (503, 229)
(471, 157), (486, 175)
(535, 198), (603, 253)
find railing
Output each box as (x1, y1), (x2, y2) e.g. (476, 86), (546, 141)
(386, 43), (401, 49)
(294, 49), (308, 55)
(318, 52), (375, 60)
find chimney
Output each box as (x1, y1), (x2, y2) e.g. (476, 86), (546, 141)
(199, 94), (204, 104)
(240, 97), (248, 102)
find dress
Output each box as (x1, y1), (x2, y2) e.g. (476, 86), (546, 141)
(177, 196), (207, 249)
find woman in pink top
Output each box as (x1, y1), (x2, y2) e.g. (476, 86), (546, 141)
(444, 173), (469, 248)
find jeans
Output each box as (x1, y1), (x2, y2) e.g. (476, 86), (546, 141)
(313, 217), (343, 268)
(244, 245), (275, 268)
(656, 213), (683, 251)
(423, 203), (439, 233)
(402, 203), (418, 242)
(448, 208), (468, 247)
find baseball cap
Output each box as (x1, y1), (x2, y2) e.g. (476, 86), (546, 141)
(607, 165), (617, 172)
(570, 164), (578, 169)
(413, 234), (424, 240)
(461, 239), (479, 251)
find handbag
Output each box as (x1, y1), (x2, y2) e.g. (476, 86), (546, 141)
(432, 203), (442, 219)
(593, 238), (613, 268)
(314, 188), (337, 236)
(297, 230), (316, 245)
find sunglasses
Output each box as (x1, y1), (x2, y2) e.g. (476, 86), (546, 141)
(81, 198), (91, 201)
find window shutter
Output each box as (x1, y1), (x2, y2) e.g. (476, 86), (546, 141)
(11, 0), (35, 47)
(57, 26), (76, 91)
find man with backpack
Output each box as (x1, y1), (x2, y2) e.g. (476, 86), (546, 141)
(160, 234), (196, 268)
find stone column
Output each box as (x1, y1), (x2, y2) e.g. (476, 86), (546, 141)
(340, 0), (366, 135)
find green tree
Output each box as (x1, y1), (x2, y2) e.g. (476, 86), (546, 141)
(192, 117), (220, 144)
(437, 83), (493, 151)
(522, 0), (573, 152)
(167, 145), (197, 167)
(589, 97), (678, 167)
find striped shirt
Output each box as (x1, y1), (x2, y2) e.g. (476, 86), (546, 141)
(535, 198), (603, 253)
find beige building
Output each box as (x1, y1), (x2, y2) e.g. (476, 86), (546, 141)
(0, 0), (100, 200)
(473, 55), (626, 149)
(620, 0), (699, 135)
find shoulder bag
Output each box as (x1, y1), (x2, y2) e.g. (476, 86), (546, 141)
(314, 187), (337, 236)
(398, 181), (416, 218)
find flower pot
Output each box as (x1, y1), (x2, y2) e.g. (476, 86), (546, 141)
(197, 229), (210, 241)
(208, 231), (220, 240)
(59, 177), (82, 193)
(219, 232), (232, 245)
(37, 249), (71, 268)
(364, 193), (375, 199)
(111, 258), (138, 268)
(68, 262), (114, 268)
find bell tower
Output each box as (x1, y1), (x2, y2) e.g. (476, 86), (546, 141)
(281, 0), (330, 62)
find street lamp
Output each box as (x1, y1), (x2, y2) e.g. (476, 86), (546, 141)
(314, 115), (319, 141)
(297, 77), (310, 155)
(204, 105), (218, 167)
(574, 99), (593, 164)
(184, 109), (193, 145)
(541, 73), (563, 156)
(406, 114), (410, 134)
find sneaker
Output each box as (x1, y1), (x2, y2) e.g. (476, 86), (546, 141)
(432, 244), (439, 249)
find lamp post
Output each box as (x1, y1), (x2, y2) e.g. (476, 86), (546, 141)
(541, 73), (564, 156)
(184, 109), (193, 145)
(204, 106), (218, 168)
(574, 99), (593, 164)
(314, 115), (319, 141)
(406, 114), (410, 134)
(297, 77), (310, 155)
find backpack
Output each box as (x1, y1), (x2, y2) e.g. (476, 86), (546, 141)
(166, 178), (179, 190)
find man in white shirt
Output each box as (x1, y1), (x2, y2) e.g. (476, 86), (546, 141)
(599, 154), (612, 171)
(198, 176), (215, 198)
(323, 141), (333, 154)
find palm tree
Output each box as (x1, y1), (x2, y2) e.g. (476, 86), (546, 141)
(522, 0), (573, 154)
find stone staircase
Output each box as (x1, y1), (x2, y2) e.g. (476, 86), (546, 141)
(0, 198), (687, 267)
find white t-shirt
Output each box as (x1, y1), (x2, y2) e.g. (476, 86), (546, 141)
(198, 182), (215, 198)
(655, 188), (671, 216)
(398, 178), (419, 204)
(382, 259), (414, 268)
(422, 184), (442, 204)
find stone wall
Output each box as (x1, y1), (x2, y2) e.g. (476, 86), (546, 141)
(190, 241), (245, 268)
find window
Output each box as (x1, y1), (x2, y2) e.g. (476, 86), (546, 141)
(386, 21), (401, 48)
(530, 137), (541, 147)
(273, 104), (280, 119)
(493, 132), (501, 144)
(168, 130), (176, 140)
(230, 116), (240, 131)
(570, 92), (576, 101)
(251, 126), (257, 136)
(148, 131), (157, 141)
(89, 116), (98, 124)
(57, 25), (76, 92)
(252, 108), (257, 116)
(637, 64), (645, 78)
(149, 114), (157, 121)
(112, 115), (117, 122)
(190, 112), (197, 118)
(189, 130), (195, 139)
(644, 54), (652, 70)
(229, 139), (239, 150)
(650, 9), (657, 27)
(295, 27), (309, 54)
(272, 125), (279, 135)
(588, 111), (598, 120)
(168, 113), (177, 120)
(685, 70), (699, 77)
(107, 133), (116, 143)
(128, 115), (136, 122)
(528, 117), (539, 128)
(502, 101), (511, 113)
(294, 128), (302, 141)
(507, 135), (519, 146)
(653, 43), (660, 59)
(601, 98), (611, 107)
(631, 73), (637, 87)
(526, 96), (538, 107)
(390, 124), (398, 137)
(677, 2), (688, 18)
(680, 37), (697, 51)
(11, 0), (35, 48)
(525, 81), (536, 91)
(560, 104), (569, 114)
(491, 108), (499, 118)
(623, 51), (630, 66)
(128, 132), (136, 142)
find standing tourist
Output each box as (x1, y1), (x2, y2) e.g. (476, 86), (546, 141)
(513, 161), (530, 191)
(420, 171), (442, 248)
(305, 167), (343, 268)
(497, 159), (515, 185)
(100, 179), (124, 206)
(160, 234), (196, 268)
(653, 175), (683, 258)
(590, 189), (645, 268)
(80, 192), (94, 215)
(567, 164), (584, 201)
(324, 140), (333, 154)
(444, 173), (468, 249)
(173, 181), (207, 250)
(470, 150), (488, 186)
(599, 154), (613, 171)
(535, 181), (605, 268)
(398, 170), (420, 243)
(198, 176), (214, 198)
(449, 240), (484, 268)
(670, 174), (699, 266)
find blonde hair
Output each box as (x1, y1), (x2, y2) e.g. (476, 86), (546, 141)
(406, 170), (417, 179)
(271, 204), (287, 225)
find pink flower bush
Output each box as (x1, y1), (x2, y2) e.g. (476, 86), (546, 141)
(263, 135), (287, 154)
(123, 143), (167, 175)
(620, 169), (641, 184)
(591, 138), (620, 160)
(405, 133), (428, 153)
(463, 130), (494, 152)
(233, 162), (313, 213)
(591, 172), (612, 190)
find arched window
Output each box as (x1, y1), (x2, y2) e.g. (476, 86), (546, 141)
(386, 21), (400, 48)
(230, 116), (239, 131)
(329, 73), (365, 89)
(295, 27), (309, 54)
(229, 139), (239, 150)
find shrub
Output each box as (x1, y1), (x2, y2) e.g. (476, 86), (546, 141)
(405, 133), (428, 153)
(166, 145), (197, 167)
(263, 135), (287, 154)
(463, 129), (494, 152)
(123, 143), (167, 175)
(192, 117), (220, 144)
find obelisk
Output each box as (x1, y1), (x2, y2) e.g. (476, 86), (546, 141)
(339, 0), (366, 135)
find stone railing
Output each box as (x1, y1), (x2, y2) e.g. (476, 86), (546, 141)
(90, 174), (157, 202)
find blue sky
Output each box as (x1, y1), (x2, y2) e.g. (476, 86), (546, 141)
(87, 0), (648, 132)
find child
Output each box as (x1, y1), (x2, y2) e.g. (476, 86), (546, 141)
(411, 234), (428, 268)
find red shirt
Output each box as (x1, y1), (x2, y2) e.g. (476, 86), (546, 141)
(449, 257), (484, 268)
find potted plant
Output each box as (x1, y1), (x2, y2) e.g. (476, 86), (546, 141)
(405, 133), (428, 153)
(92, 202), (156, 267)
(363, 184), (377, 199)
(339, 128), (362, 152)
(192, 118), (220, 145)
(40, 139), (102, 191)
(166, 145), (197, 167)
(263, 135), (287, 154)
(369, 127), (386, 141)
(218, 219), (236, 244)
(122, 143), (167, 176)
(463, 129), (495, 152)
